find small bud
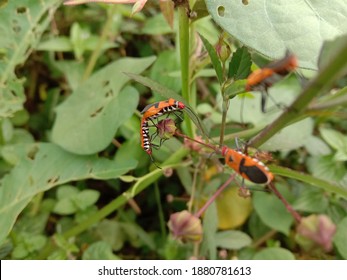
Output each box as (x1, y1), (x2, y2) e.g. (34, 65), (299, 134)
(168, 210), (203, 243)
(219, 249), (228, 259)
(216, 36), (231, 63)
(296, 214), (336, 252)
(156, 118), (177, 140)
(163, 167), (173, 177)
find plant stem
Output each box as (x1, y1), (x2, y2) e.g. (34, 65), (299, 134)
(194, 174), (236, 218)
(268, 182), (302, 223)
(219, 96), (230, 146)
(82, 5), (117, 81)
(269, 165), (347, 198)
(248, 39), (347, 148)
(178, 6), (194, 137)
(154, 182), (166, 239)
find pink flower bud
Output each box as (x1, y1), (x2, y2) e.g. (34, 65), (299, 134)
(168, 210), (203, 243)
(156, 118), (177, 140)
(296, 214), (336, 252)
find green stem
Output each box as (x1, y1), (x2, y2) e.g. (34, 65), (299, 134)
(270, 165), (347, 198)
(248, 40), (347, 148)
(82, 5), (117, 81)
(178, 6), (194, 137)
(154, 182), (166, 239)
(219, 97), (229, 146)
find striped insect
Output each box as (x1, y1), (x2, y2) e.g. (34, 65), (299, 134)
(245, 51), (298, 112)
(141, 98), (185, 121)
(221, 146), (274, 184)
(140, 99), (186, 166)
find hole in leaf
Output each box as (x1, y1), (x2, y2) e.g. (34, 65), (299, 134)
(16, 6), (27, 14)
(27, 145), (39, 160)
(89, 168), (93, 174)
(105, 90), (113, 98)
(90, 107), (104, 117)
(102, 80), (110, 87)
(217, 6), (225, 17)
(12, 25), (21, 33)
(47, 176), (60, 185)
(11, 90), (17, 97)
(0, 0), (8, 8)
(242, 0), (249, 5)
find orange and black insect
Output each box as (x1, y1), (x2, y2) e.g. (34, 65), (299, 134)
(140, 99), (185, 166)
(141, 98), (185, 121)
(245, 52), (298, 112)
(221, 146), (274, 184)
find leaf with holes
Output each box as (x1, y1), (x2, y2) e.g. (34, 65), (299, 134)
(0, 0), (61, 118)
(205, 0), (347, 69)
(0, 143), (137, 244)
(52, 56), (156, 155)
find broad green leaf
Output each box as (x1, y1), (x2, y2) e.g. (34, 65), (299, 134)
(319, 34), (347, 76)
(253, 247), (295, 260)
(260, 118), (314, 151)
(0, 143), (137, 244)
(74, 189), (100, 210)
(228, 47), (252, 80)
(320, 127), (347, 161)
(56, 185), (80, 200)
(150, 50), (181, 94)
(253, 188), (294, 235)
(53, 198), (78, 215)
(292, 188), (329, 213)
(95, 220), (125, 251)
(215, 230), (252, 250)
(333, 217), (347, 259)
(205, 0), (347, 69)
(0, 0), (61, 118)
(307, 155), (347, 183)
(199, 34), (223, 84)
(141, 13), (173, 35)
(52, 56), (155, 155)
(304, 135), (331, 156)
(82, 241), (120, 260)
(37, 37), (73, 52)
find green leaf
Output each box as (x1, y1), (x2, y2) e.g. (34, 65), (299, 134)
(150, 50), (181, 94)
(215, 230), (252, 250)
(320, 127), (347, 161)
(0, 0), (61, 118)
(228, 47), (252, 80)
(319, 34), (347, 75)
(253, 189), (294, 235)
(253, 247), (295, 260)
(37, 37), (73, 52)
(53, 198), (78, 215)
(56, 185), (79, 200)
(292, 188), (329, 213)
(307, 155), (346, 182)
(74, 189), (100, 210)
(83, 241), (120, 260)
(95, 220), (125, 251)
(52, 56), (156, 155)
(260, 118), (314, 151)
(334, 217), (347, 259)
(0, 143), (137, 244)
(205, 0), (347, 69)
(199, 34), (223, 84)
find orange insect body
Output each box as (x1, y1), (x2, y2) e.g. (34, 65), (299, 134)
(245, 52), (298, 91)
(141, 98), (185, 121)
(221, 146), (274, 184)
